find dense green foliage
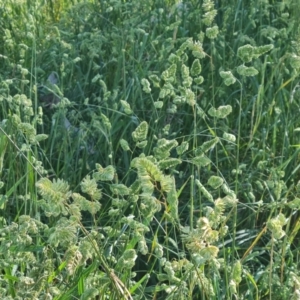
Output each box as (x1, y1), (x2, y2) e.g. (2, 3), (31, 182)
(1, 0), (300, 299)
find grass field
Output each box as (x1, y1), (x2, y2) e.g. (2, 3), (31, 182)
(1, 0), (300, 299)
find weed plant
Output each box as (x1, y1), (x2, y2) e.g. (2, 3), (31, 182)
(1, 0), (300, 299)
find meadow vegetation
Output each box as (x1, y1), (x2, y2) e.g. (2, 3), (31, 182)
(1, 0), (300, 299)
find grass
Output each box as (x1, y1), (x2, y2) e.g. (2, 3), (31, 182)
(0, 0), (300, 299)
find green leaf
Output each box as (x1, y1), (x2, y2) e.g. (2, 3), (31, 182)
(72, 193), (101, 215)
(131, 157), (172, 193)
(195, 179), (213, 202)
(159, 83), (175, 98)
(168, 53), (179, 63)
(132, 121), (148, 142)
(166, 177), (179, 221)
(154, 139), (178, 159)
(231, 260), (242, 284)
(34, 134), (48, 142)
(93, 164), (115, 181)
(47, 217), (78, 248)
(101, 113), (111, 131)
(158, 158), (182, 170)
(194, 76), (204, 85)
(208, 105), (232, 118)
(195, 137), (219, 155)
(154, 101), (163, 108)
(200, 245), (219, 258)
(120, 100), (133, 115)
(36, 178), (71, 204)
(287, 198), (300, 209)
(156, 138), (178, 153)
(176, 141), (189, 155)
(202, 9), (217, 26)
(141, 78), (151, 93)
(219, 71), (236, 86)
(223, 132), (236, 142)
(183, 76), (193, 88)
(237, 65), (259, 76)
(81, 176), (102, 201)
(181, 64), (190, 79)
(206, 25), (219, 39)
(149, 74), (160, 88)
(110, 184), (130, 196)
(185, 89), (195, 106)
(120, 139), (130, 151)
(267, 213), (287, 239)
(207, 176), (224, 189)
(136, 140), (148, 148)
(253, 44), (274, 58)
(191, 155), (211, 167)
(222, 195), (238, 207)
(161, 64), (177, 82)
(237, 44), (254, 63)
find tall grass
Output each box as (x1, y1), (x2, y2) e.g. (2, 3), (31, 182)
(0, 0), (300, 299)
